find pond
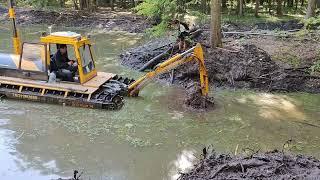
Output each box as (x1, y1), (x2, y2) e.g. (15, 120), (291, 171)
(0, 25), (319, 180)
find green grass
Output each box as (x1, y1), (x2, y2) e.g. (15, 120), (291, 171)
(188, 7), (304, 27)
(310, 50), (320, 75)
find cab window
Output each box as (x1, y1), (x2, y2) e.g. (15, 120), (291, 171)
(79, 45), (95, 74)
(48, 44), (80, 83)
(49, 44), (76, 60)
(20, 43), (46, 72)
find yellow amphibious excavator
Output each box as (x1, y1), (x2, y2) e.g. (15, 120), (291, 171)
(0, 0), (209, 110)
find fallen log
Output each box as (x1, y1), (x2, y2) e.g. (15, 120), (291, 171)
(138, 44), (179, 72)
(190, 29), (203, 39)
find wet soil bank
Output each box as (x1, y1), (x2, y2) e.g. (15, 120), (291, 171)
(179, 150), (320, 180)
(120, 22), (320, 93)
(0, 6), (151, 33)
(221, 19), (304, 32)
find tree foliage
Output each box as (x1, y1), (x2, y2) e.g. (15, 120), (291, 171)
(135, 0), (183, 21)
(17, 0), (60, 7)
(6, 0), (319, 26)
(10, 0), (318, 20)
(305, 16), (320, 29)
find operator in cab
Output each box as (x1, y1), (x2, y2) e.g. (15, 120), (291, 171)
(53, 44), (78, 82)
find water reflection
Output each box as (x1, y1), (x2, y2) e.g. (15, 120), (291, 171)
(237, 93), (306, 120)
(0, 128), (61, 180)
(168, 149), (197, 180)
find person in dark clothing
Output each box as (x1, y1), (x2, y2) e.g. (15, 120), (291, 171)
(171, 20), (190, 51)
(54, 44), (78, 82)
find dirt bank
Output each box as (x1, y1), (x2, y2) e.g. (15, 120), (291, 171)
(0, 6), (151, 33)
(0, 5), (6, 14)
(120, 25), (320, 93)
(179, 149), (320, 179)
(219, 19), (305, 32)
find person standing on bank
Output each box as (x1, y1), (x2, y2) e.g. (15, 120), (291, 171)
(171, 20), (190, 51)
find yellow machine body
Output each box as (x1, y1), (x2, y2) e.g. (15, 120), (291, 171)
(0, 31), (123, 109)
(8, 1), (21, 55)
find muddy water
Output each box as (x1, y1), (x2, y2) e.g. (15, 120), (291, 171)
(0, 26), (320, 180)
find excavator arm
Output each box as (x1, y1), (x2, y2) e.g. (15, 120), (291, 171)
(128, 43), (209, 97)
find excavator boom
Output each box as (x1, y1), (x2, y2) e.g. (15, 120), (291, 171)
(128, 43), (209, 97)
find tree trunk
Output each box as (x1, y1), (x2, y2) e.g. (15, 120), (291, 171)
(255, 0), (259, 16)
(276, 0), (283, 16)
(269, 0), (273, 14)
(121, 0), (127, 8)
(59, 0), (65, 7)
(295, 0), (298, 10)
(301, 0), (304, 6)
(211, 0), (222, 48)
(264, 0), (269, 12)
(73, 0), (79, 10)
(87, 0), (90, 10)
(230, 0), (234, 10)
(222, 0), (228, 10)
(288, 0), (294, 7)
(79, 0), (87, 10)
(306, 0), (316, 18)
(91, 0), (97, 11)
(239, 0), (244, 15)
(92, 0), (97, 6)
(110, 0), (114, 10)
(201, 0), (207, 13)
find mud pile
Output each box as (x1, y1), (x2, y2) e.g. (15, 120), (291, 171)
(199, 43), (320, 93)
(199, 20), (304, 34)
(254, 20), (304, 30)
(0, 6), (5, 14)
(120, 38), (175, 69)
(184, 83), (214, 110)
(179, 150), (320, 180)
(0, 6), (150, 33)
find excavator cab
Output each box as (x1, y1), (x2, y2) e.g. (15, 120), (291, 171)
(41, 31), (97, 84)
(1, 32), (98, 84)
